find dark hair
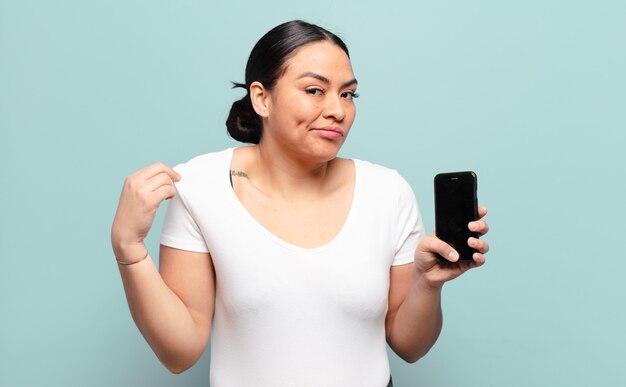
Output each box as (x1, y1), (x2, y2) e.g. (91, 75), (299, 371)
(226, 20), (350, 144)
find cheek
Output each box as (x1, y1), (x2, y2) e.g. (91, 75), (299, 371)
(295, 97), (322, 116)
(278, 96), (322, 124)
(345, 104), (357, 126)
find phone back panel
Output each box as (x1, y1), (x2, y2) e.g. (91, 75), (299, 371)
(434, 171), (479, 261)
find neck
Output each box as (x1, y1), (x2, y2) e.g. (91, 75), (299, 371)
(250, 142), (337, 201)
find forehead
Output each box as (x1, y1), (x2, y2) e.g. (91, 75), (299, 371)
(281, 41), (354, 80)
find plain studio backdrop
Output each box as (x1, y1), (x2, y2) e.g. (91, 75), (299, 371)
(1, 1), (624, 386)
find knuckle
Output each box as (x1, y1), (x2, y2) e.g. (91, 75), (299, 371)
(136, 189), (152, 205)
(421, 234), (433, 244)
(419, 234), (436, 251)
(472, 238), (488, 253)
(126, 177), (138, 190)
(165, 173), (175, 184)
(139, 194), (150, 207)
(476, 240), (485, 251)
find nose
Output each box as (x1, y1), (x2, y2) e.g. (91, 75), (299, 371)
(322, 94), (346, 122)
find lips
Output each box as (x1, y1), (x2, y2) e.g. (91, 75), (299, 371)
(312, 127), (344, 139)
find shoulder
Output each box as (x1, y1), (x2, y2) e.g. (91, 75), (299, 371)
(352, 158), (418, 216)
(353, 158), (412, 193)
(175, 148), (232, 170)
(172, 148), (233, 194)
(174, 148), (232, 176)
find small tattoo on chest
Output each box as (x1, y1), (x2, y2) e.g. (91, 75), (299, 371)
(230, 170), (248, 178)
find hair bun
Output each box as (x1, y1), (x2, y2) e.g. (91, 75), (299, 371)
(226, 95), (262, 144)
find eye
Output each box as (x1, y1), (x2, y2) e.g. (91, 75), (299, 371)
(341, 91), (360, 100)
(305, 87), (325, 96)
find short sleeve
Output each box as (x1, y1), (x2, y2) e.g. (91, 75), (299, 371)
(392, 172), (425, 266)
(160, 174), (210, 253)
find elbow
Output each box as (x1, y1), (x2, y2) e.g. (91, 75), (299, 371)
(166, 364), (191, 375)
(154, 330), (211, 374)
(158, 348), (204, 375)
(401, 355), (419, 364)
(399, 349), (429, 364)
(166, 365), (185, 375)
(387, 336), (433, 364)
(162, 357), (196, 375)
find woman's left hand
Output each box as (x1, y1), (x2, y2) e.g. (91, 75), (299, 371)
(413, 206), (490, 289)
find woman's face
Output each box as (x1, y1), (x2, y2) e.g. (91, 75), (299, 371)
(259, 41), (358, 163)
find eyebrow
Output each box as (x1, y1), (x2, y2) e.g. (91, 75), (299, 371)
(297, 72), (358, 89)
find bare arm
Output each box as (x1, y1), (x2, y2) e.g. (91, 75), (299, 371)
(385, 263), (442, 363)
(112, 163), (215, 373)
(386, 207), (490, 363)
(116, 245), (215, 374)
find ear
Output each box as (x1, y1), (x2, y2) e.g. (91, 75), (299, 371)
(249, 81), (270, 118)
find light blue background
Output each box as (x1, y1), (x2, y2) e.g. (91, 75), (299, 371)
(1, 1), (625, 386)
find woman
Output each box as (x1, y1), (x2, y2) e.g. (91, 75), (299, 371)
(111, 20), (490, 387)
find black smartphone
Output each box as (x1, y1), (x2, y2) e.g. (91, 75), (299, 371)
(434, 171), (479, 262)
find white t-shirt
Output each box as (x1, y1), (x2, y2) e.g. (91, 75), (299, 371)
(160, 148), (424, 387)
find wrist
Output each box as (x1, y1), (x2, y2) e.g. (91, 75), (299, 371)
(412, 272), (444, 295)
(112, 241), (148, 263)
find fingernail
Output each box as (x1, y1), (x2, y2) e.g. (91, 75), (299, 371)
(469, 222), (478, 231)
(448, 250), (459, 261)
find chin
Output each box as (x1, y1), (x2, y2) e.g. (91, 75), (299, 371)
(308, 141), (345, 162)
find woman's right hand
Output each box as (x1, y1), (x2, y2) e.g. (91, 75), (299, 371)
(111, 162), (181, 260)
